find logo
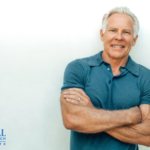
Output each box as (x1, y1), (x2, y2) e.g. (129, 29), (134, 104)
(0, 129), (6, 146)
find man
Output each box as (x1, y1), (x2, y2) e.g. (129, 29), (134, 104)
(60, 7), (150, 150)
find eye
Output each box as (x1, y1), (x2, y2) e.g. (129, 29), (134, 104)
(124, 31), (130, 34)
(111, 30), (115, 32)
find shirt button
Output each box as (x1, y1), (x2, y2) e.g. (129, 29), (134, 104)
(107, 68), (110, 71)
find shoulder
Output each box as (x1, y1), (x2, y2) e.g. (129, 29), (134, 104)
(137, 64), (150, 91)
(63, 53), (100, 85)
(65, 58), (88, 74)
(66, 52), (100, 71)
(139, 64), (150, 78)
(62, 54), (99, 91)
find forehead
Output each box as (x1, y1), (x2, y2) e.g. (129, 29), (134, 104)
(106, 13), (134, 30)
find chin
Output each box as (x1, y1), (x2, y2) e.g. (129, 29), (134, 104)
(108, 52), (126, 59)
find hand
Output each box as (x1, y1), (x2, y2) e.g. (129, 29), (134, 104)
(63, 88), (94, 107)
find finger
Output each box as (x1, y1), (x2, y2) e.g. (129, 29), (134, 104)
(64, 94), (84, 101)
(66, 98), (79, 104)
(64, 90), (83, 97)
(69, 88), (87, 97)
(64, 89), (83, 99)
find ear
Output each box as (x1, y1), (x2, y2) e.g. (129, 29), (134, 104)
(132, 35), (138, 46)
(100, 29), (104, 42)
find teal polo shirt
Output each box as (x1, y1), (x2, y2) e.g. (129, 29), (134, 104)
(61, 51), (150, 150)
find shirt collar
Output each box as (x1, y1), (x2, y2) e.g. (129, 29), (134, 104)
(87, 51), (103, 66)
(88, 51), (139, 76)
(125, 56), (139, 76)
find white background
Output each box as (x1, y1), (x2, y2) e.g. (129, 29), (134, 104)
(0, 0), (150, 150)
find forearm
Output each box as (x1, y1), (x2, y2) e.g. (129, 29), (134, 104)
(67, 106), (131, 133)
(105, 104), (150, 146)
(61, 95), (141, 133)
(106, 122), (150, 146)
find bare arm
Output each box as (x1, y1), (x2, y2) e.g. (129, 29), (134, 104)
(60, 88), (142, 133)
(105, 104), (150, 147)
(63, 88), (150, 147)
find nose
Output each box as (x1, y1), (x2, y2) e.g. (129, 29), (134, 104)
(115, 32), (123, 41)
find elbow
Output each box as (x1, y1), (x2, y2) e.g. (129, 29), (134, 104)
(63, 114), (77, 130)
(146, 136), (150, 147)
(145, 141), (150, 147)
(141, 136), (150, 147)
(144, 143), (150, 147)
(63, 119), (72, 130)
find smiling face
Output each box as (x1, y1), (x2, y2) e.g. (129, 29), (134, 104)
(100, 13), (138, 60)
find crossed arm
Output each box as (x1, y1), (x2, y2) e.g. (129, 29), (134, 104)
(60, 88), (150, 147)
(105, 104), (150, 146)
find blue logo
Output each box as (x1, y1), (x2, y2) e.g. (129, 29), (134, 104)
(0, 129), (6, 146)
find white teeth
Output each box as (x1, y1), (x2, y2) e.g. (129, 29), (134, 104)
(112, 45), (124, 48)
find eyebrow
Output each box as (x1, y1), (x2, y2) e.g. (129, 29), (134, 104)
(109, 27), (132, 32)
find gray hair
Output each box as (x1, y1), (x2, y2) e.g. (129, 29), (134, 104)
(101, 7), (139, 38)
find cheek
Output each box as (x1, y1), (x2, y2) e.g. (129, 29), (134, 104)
(104, 33), (113, 41)
(127, 41), (133, 48)
(124, 37), (133, 46)
(104, 38), (112, 46)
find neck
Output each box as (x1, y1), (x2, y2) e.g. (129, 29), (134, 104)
(102, 51), (129, 76)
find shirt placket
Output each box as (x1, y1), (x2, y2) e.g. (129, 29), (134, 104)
(106, 64), (114, 109)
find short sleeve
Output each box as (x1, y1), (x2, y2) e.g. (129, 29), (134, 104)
(140, 80), (150, 105)
(61, 60), (85, 92)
